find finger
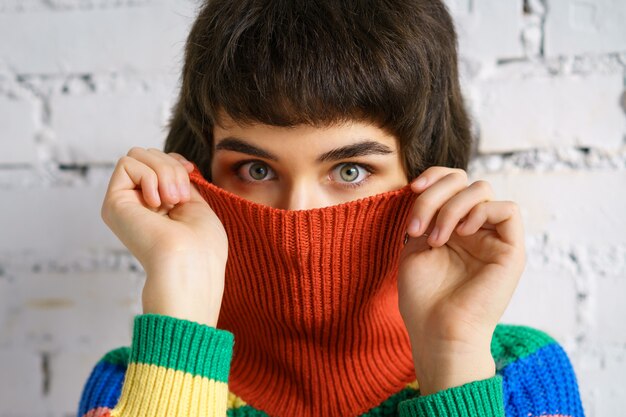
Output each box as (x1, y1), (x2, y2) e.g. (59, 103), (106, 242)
(168, 182), (216, 226)
(454, 201), (524, 247)
(107, 156), (161, 208)
(145, 148), (193, 202)
(188, 181), (206, 203)
(427, 180), (494, 247)
(406, 170), (469, 237)
(127, 147), (191, 204)
(168, 152), (195, 173)
(409, 166), (467, 192)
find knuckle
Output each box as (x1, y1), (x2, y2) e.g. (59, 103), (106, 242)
(442, 170), (467, 183)
(117, 155), (133, 167)
(159, 166), (180, 187)
(454, 167), (467, 175)
(504, 201), (520, 215)
(151, 148), (168, 159)
(145, 168), (158, 185)
(479, 200), (491, 212)
(178, 170), (191, 187)
(101, 197), (120, 224)
(470, 201), (489, 216)
(451, 168), (467, 184)
(106, 195), (124, 212)
(472, 180), (492, 193)
(453, 168), (468, 178)
(174, 159), (190, 176)
(421, 166), (437, 175)
(127, 146), (144, 157)
(438, 204), (463, 222)
(423, 166), (466, 178)
(413, 197), (433, 214)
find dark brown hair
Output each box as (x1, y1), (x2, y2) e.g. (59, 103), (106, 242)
(164, 0), (473, 181)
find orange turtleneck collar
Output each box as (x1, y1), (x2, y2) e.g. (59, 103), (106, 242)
(189, 166), (417, 417)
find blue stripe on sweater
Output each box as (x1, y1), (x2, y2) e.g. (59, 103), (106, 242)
(77, 360), (125, 417)
(501, 342), (586, 417)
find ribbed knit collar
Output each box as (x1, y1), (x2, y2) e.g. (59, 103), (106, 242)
(190, 167), (417, 417)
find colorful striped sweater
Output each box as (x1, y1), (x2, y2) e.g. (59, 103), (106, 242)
(77, 313), (585, 417)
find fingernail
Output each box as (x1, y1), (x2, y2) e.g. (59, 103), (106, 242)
(152, 188), (161, 206)
(407, 218), (421, 235)
(430, 227), (440, 241)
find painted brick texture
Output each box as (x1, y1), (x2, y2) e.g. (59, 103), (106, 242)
(0, 1), (624, 416)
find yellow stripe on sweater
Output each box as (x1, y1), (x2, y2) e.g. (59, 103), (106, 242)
(406, 379), (419, 390)
(227, 391), (248, 409)
(110, 362), (229, 417)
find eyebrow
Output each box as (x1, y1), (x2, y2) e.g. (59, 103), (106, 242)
(215, 137), (278, 161)
(317, 140), (394, 162)
(214, 137), (394, 163)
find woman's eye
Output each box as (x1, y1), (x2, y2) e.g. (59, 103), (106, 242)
(235, 161), (276, 182)
(330, 163), (371, 185)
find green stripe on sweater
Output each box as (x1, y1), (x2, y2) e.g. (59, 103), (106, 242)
(361, 386), (418, 416)
(397, 375), (504, 417)
(227, 405), (270, 416)
(491, 324), (555, 370)
(129, 313), (234, 383)
(102, 346), (130, 367)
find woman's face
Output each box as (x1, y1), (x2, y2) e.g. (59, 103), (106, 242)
(210, 113), (409, 210)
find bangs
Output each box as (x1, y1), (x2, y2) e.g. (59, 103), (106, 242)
(168, 0), (472, 182)
(189, 0), (429, 132)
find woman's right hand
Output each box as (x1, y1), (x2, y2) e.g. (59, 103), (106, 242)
(101, 147), (228, 327)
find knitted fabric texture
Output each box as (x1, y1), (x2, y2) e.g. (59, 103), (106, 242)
(77, 317), (586, 417)
(188, 165), (418, 417)
(76, 167), (587, 417)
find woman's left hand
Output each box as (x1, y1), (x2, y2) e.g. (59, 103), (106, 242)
(397, 166), (526, 395)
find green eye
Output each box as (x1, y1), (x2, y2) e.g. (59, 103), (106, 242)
(339, 164), (360, 182)
(232, 160), (276, 184)
(248, 162), (269, 180)
(330, 163), (374, 188)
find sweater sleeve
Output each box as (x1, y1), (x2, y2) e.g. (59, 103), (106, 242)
(396, 375), (504, 417)
(77, 313), (234, 417)
(396, 324), (586, 417)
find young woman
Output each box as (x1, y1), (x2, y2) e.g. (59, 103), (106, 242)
(78, 1), (585, 416)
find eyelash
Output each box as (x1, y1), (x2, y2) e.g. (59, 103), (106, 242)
(230, 159), (376, 189)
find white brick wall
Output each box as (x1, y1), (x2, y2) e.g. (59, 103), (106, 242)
(448, 0), (526, 62)
(545, 0), (626, 56)
(0, 2), (197, 74)
(50, 90), (170, 163)
(474, 73), (625, 152)
(0, 96), (38, 164)
(1, 1), (625, 416)
(0, 184), (120, 252)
